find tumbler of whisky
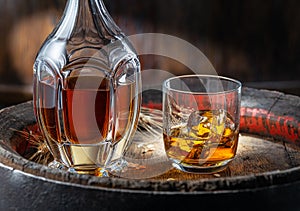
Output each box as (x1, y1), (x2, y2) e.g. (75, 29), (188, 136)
(163, 75), (241, 173)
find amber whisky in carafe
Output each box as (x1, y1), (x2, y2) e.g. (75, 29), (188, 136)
(33, 0), (141, 175)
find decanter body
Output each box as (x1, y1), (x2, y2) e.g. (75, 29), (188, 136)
(33, 0), (141, 175)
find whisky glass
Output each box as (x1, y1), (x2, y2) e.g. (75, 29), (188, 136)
(163, 75), (241, 173)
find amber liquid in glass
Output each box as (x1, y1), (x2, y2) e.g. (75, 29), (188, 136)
(163, 110), (239, 169)
(62, 76), (110, 145)
(38, 75), (137, 173)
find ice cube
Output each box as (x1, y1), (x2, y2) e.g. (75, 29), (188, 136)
(187, 111), (211, 139)
(225, 115), (235, 132)
(210, 110), (226, 136)
(187, 111), (207, 129)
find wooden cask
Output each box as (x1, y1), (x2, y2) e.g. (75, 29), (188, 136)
(0, 87), (299, 210)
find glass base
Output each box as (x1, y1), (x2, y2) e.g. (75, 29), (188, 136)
(48, 160), (67, 170)
(68, 166), (109, 177)
(171, 159), (232, 174)
(105, 158), (129, 178)
(48, 160), (109, 177)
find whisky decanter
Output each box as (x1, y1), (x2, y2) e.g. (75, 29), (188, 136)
(33, 0), (141, 176)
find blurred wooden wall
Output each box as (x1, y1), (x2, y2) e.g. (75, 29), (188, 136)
(106, 0), (300, 83)
(0, 0), (66, 106)
(0, 0), (65, 85)
(0, 0), (299, 107)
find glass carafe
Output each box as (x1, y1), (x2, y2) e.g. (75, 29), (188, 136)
(33, 0), (141, 176)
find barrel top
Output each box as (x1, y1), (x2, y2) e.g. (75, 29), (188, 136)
(0, 87), (299, 193)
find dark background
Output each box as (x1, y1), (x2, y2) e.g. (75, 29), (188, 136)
(0, 0), (299, 107)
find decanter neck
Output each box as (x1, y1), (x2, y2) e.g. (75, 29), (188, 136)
(56, 0), (122, 40)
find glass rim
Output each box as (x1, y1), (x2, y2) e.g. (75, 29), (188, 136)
(163, 74), (242, 95)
